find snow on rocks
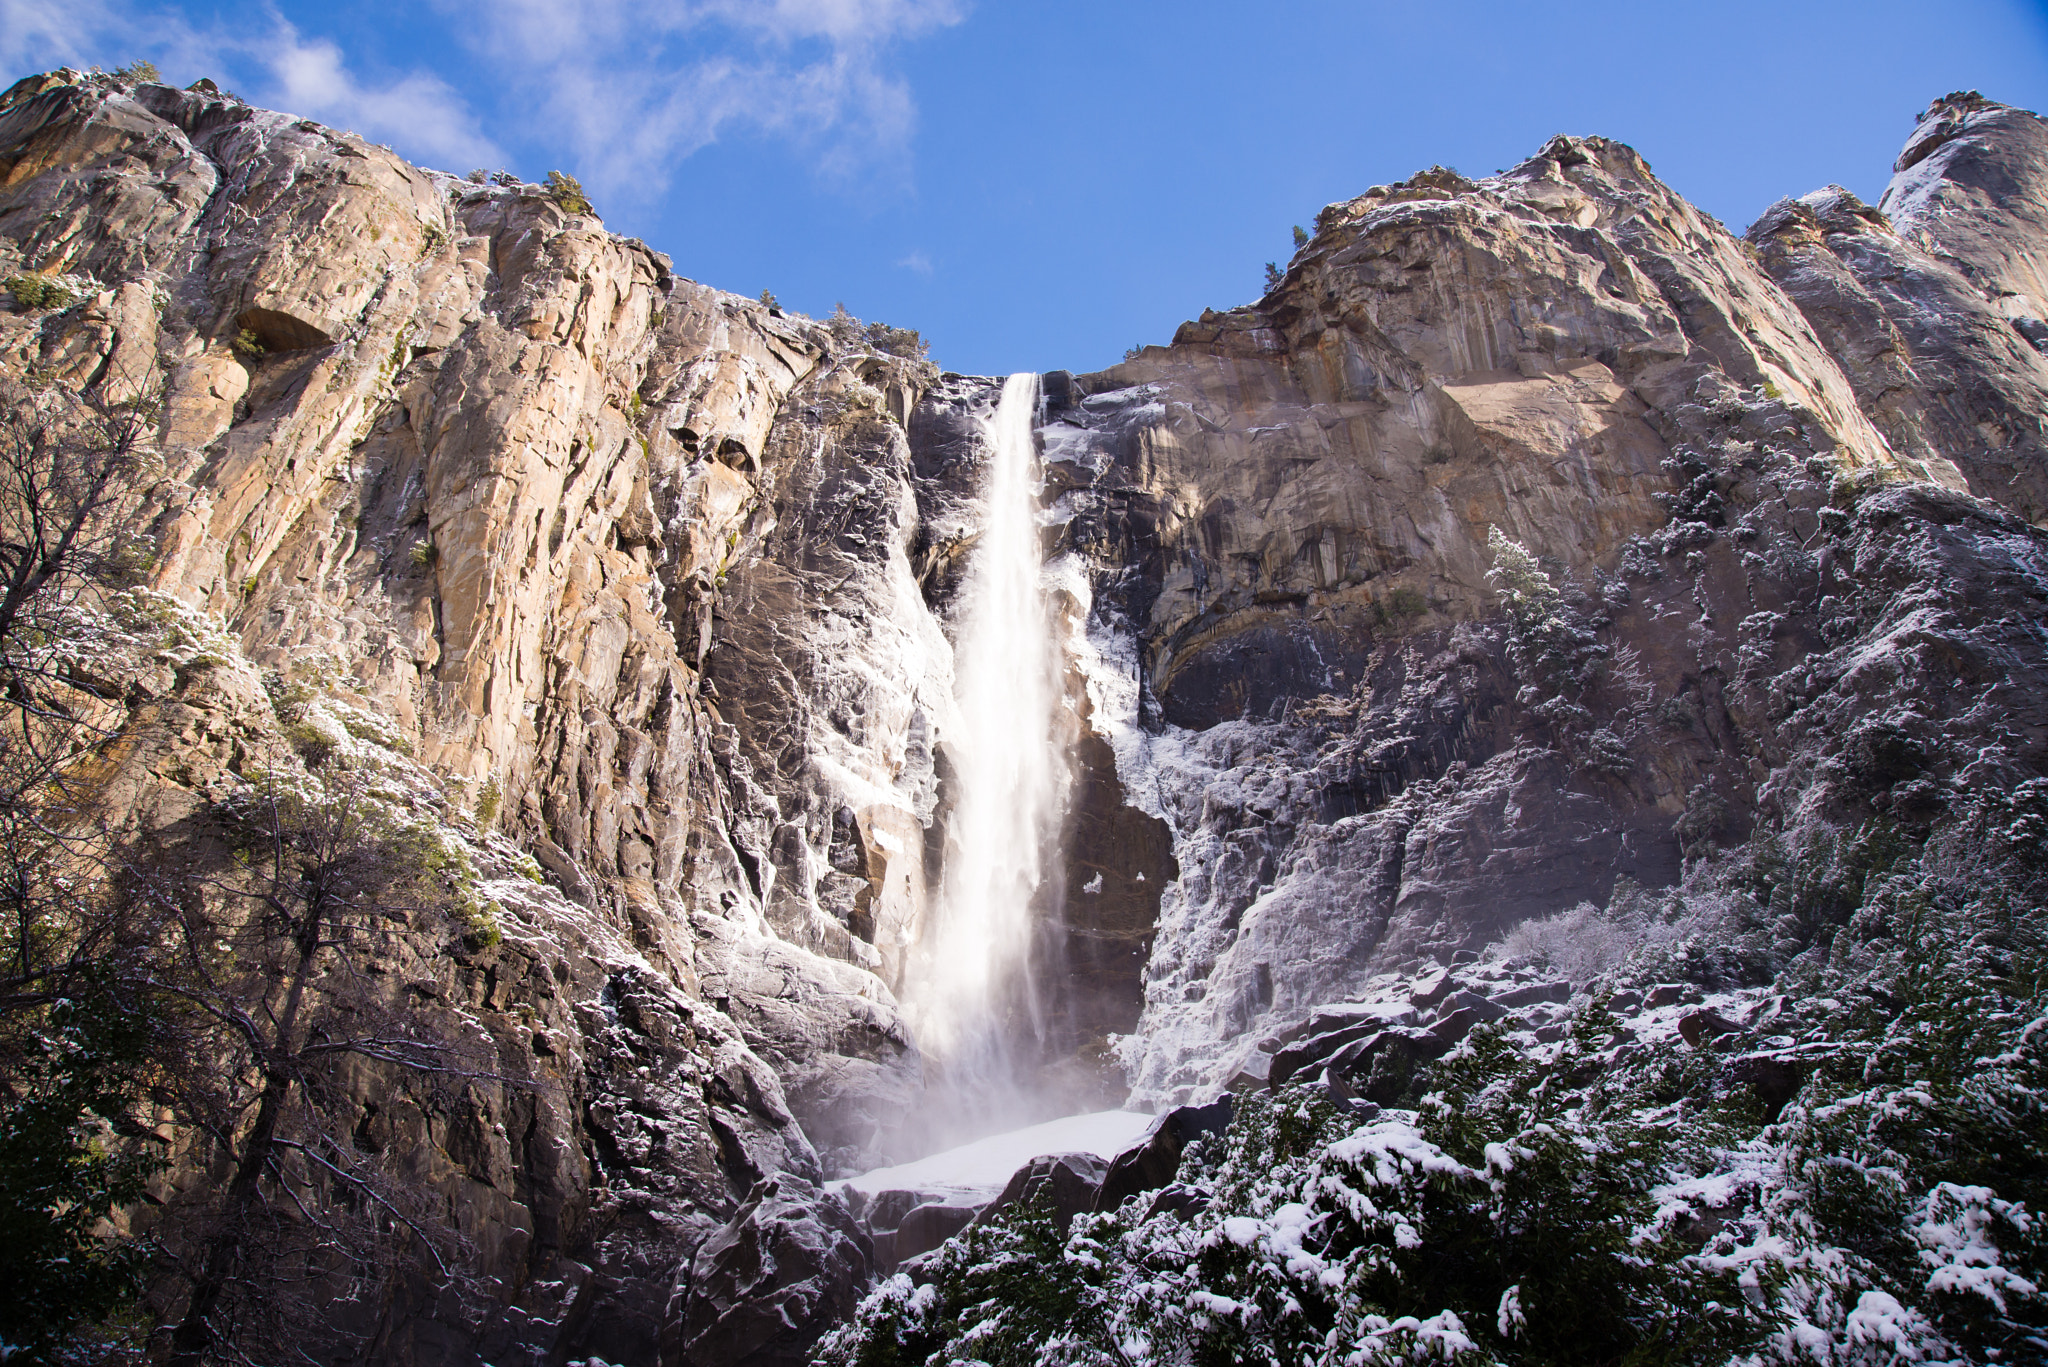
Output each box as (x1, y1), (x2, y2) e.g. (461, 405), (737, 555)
(838, 1109), (1161, 1207)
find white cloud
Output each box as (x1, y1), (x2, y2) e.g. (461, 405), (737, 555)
(897, 249), (933, 275)
(256, 20), (503, 170)
(0, 0), (149, 78)
(0, 1), (500, 175)
(0, 0), (954, 205)
(456, 0), (965, 197)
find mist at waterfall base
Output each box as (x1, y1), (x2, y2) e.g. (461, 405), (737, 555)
(891, 371), (1094, 1156)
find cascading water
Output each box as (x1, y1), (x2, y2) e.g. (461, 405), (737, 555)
(903, 371), (1070, 1139)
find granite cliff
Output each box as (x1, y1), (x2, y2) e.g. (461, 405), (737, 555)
(1, 67), (2044, 1365)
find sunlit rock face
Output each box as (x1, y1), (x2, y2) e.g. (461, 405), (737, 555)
(1034, 114), (2048, 1106)
(5, 63), (2048, 1366)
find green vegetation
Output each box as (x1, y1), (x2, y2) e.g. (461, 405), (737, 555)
(474, 775), (501, 827)
(6, 276), (74, 312)
(825, 801), (2048, 1365)
(0, 975), (164, 1365)
(544, 170), (592, 215)
(1386, 585), (1429, 619)
(827, 302), (937, 369)
(231, 327), (264, 358)
(1264, 261), (1284, 292)
(1293, 224), (1310, 248)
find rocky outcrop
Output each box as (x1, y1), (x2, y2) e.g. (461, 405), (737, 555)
(1745, 95), (2048, 526)
(671, 1173), (873, 1367)
(1034, 119), (2048, 1105)
(0, 66), (933, 1364)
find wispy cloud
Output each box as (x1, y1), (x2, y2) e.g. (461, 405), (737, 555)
(257, 19), (502, 170)
(897, 249), (933, 275)
(0, 0), (151, 77)
(457, 0), (965, 198)
(0, 1), (500, 174)
(0, 0), (956, 205)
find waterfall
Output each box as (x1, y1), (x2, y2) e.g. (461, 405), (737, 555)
(904, 371), (1070, 1137)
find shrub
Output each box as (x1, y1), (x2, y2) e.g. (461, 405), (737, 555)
(759, 289), (780, 312)
(1264, 261), (1284, 291)
(457, 895), (502, 950)
(544, 170), (592, 215)
(474, 776), (501, 827)
(1293, 224), (1310, 248)
(109, 59), (159, 84)
(1387, 586), (1429, 619)
(409, 540), (437, 569)
(283, 719), (339, 768)
(231, 327), (265, 358)
(865, 321), (928, 360)
(6, 275), (74, 311)
(0, 977), (164, 1362)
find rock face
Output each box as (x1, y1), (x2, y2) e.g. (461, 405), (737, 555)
(4, 62), (2048, 1365)
(1033, 107), (2048, 1105)
(672, 1174), (873, 1367)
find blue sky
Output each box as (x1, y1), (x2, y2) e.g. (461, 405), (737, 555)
(5, 0), (2046, 376)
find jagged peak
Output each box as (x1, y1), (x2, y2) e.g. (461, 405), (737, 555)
(1895, 88), (2043, 174)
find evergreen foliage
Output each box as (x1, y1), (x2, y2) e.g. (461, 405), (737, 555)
(0, 975), (163, 1364)
(543, 170), (592, 216)
(822, 792), (2048, 1367)
(6, 276), (74, 312)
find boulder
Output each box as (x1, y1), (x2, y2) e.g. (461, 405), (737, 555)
(889, 1201), (981, 1266)
(1268, 1020), (1383, 1088)
(1436, 990), (1509, 1023)
(1493, 980), (1573, 1008)
(1144, 1182), (1213, 1221)
(1227, 1049), (1274, 1092)
(1677, 1009), (1746, 1047)
(1408, 969), (1453, 1007)
(673, 1174), (873, 1367)
(978, 1152), (1108, 1232)
(1726, 1052), (1808, 1121)
(1327, 1026), (1456, 1106)
(1093, 1097), (1234, 1214)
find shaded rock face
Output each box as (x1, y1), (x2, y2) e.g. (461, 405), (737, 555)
(6, 62), (2048, 1365)
(672, 1174), (873, 1367)
(1025, 123), (2048, 1105)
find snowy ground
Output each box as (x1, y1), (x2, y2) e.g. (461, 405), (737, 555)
(837, 1109), (1160, 1202)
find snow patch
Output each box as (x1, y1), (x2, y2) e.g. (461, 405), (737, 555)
(837, 1108), (1160, 1201)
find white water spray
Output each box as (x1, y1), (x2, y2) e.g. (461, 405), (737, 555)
(904, 372), (1069, 1127)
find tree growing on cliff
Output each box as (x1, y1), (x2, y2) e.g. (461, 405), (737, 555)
(544, 170), (592, 216)
(150, 774), (498, 1367)
(0, 382), (183, 1363)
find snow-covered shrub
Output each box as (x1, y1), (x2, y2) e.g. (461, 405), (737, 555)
(828, 783), (2048, 1365)
(824, 1037), (1768, 1367)
(1490, 894), (1684, 984)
